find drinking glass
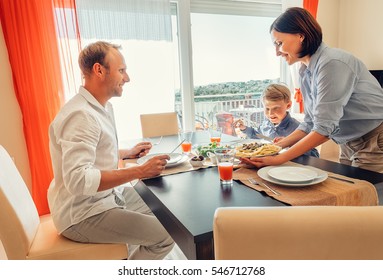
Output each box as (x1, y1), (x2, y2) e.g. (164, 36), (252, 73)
(178, 130), (193, 154)
(209, 127), (222, 143)
(214, 146), (236, 187)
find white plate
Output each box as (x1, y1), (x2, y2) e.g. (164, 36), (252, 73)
(137, 153), (189, 168)
(258, 166), (328, 188)
(267, 166), (318, 183)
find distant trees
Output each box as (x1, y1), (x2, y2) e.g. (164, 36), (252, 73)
(175, 79), (279, 102)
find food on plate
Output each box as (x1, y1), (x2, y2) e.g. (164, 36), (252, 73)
(191, 155), (205, 161)
(195, 142), (220, 157)
(189, 155), (205, 167)
(235, 142), (282, 158)
(195, 143), (234, 157)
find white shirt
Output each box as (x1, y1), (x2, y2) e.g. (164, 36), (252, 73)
(48, 87), (123, 233)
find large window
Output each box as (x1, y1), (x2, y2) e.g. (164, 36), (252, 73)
(188, 12), (279, 126)
(56, 0), (282, 141)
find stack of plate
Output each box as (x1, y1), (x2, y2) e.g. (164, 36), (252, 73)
(257, 166), (328, 187)
(137, 153), (189, 168)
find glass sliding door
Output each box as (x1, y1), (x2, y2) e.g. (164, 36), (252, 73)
(188, 11), (280, 131)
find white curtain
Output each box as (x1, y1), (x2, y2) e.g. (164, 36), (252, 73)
(76, 0), (172, 41)
(282, 0), (303, 114)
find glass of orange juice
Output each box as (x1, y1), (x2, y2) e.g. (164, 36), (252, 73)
(178, 130), (193, 154)
(209, 127), (222, 143)
(214, 146), (236, 187)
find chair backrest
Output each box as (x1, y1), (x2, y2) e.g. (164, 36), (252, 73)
(318, 139), (340, 162)
(0, 145), (40, 260)
(140, 112), (179, 138)
(214, 206), (383, 260)
(215, 112), (236, 136)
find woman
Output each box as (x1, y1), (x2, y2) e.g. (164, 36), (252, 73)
(242, 7), (383, 172)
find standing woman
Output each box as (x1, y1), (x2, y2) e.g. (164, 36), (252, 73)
(243, 7), (383, 172)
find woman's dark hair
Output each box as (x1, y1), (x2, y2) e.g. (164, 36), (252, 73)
(270, 7), (322, 58)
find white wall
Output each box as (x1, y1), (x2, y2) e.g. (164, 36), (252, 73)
(338, 0), (383, 70)
(317, 0), (340, 48)
(318, 0), (383, 70)
(0, 22), (32, 190)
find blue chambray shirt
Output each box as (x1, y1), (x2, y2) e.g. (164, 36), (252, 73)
(297, 43), (383, 144)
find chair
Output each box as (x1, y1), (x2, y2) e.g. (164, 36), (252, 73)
(215, 112), (237, 136)
(213, 206), (383, 260)
(0, 145), (128, 260)
(140, 112), (179, 138)
(195, 114), (210, 131)
(318, 139), (340, 162)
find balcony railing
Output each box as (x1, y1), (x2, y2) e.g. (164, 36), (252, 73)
(175, 92), (265, 128)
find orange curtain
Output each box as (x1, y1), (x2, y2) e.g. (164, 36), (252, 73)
(303, 0), (319, 18)
(0, 0), (64, 215)
(294, 88), (304, 114)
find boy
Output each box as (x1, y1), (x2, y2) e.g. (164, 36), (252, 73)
(234, 84), (319, 157)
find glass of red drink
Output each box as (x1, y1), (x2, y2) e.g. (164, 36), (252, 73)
(214, 146), (236, 187)
(209, 127), (222, 143)
(178, 130), (193, 154)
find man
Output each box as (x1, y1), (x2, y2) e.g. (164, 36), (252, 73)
(48, 41), (174, 260)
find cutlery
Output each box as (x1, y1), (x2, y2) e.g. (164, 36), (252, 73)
(328, 175), (355, 184)
(169, 139), (185, 154)
(248, 178), (281, 196)
(255, 133), (273, 142)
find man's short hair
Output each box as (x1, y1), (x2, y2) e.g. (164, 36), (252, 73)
(78, 41), (121, 76)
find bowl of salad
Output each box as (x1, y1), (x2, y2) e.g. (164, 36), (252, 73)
(193, 142), (234, 158)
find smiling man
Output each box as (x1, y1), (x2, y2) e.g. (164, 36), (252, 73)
(48, 41), (174, 260)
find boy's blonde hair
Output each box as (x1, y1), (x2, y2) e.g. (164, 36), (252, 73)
(262, 84), (291, 103)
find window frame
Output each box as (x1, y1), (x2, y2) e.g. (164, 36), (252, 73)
(172, 0), (286, 130)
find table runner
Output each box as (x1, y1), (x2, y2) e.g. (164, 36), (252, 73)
(233, 163), (379, 206)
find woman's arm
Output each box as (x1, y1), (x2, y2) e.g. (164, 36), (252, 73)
(273, 129), (307, 148)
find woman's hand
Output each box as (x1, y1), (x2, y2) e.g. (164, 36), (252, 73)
(240, 154), (287, 169)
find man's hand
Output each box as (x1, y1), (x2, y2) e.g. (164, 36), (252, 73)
(121, 142), (152, 159)
(140, 154), (170, 178)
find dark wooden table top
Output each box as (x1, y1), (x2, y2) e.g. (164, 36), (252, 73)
(131, 132), (383, 259)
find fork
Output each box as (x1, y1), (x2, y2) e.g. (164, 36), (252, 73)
(248, 178), (281, 196)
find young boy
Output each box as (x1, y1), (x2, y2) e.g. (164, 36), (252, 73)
(234, 84), (319, 157)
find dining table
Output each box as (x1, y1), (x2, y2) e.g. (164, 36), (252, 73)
(121, 131), (383, 260)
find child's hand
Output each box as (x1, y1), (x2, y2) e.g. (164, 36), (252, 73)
(233, 119), (247, 130)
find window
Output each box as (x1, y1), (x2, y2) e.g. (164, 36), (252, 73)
(175, 0), (282, 131)
(188, 12), (279, 126)
(56, 0), (282, 140)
